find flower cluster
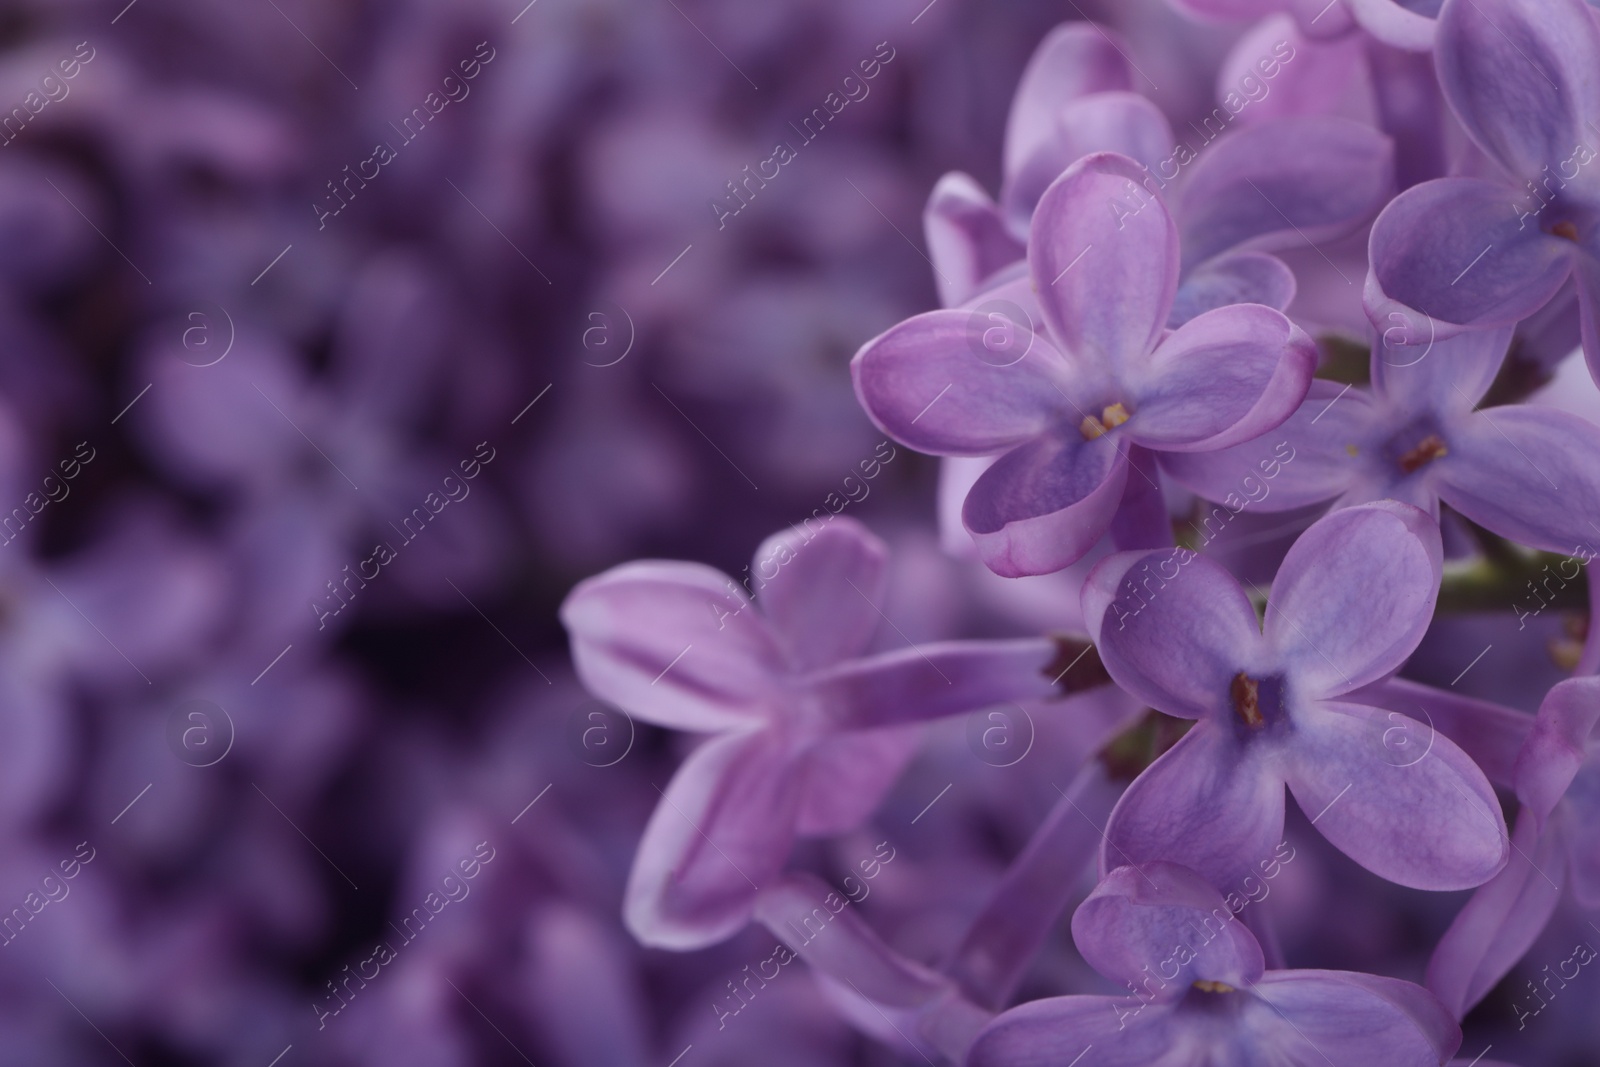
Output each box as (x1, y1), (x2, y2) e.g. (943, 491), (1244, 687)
(566, 1), (1600, 1064)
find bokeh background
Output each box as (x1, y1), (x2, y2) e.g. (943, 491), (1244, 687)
(2, 0), (1596, 1064)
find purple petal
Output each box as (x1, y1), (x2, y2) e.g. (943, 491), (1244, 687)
(1071, 862), (1265, 990)
(1216, 18), (1362, 125)
(1245, 970), (1460, 1065)
(1512, 675), (1600, 826)
(1361, 677), (1534, 790)
(1103, 721), (1287, 890)
(925, 173), (1026, 308)
(1577, 251), (1600, 385)
(1435, 0), (1600, 180)
(1178, 117), (1394, 269)
(1169, 251), (1297, 327)
(561, 562), (783, 731)
(1158, 381), (1375, 513)
(1367, 177), (1575, 331)
(1436, 406), (1600, 553)
(1284, 699), (1509, 890)
(1029, 153), (1179, 376)
(1265, 502), (1442, 698)
(808, 638), (1059, 730)
(963, 431), (1130, 577)
(1350, 0), (1439, 50)
(1426, 810), (1566, 1018)
(1003, 93), (1175, 227)
(1123, 304), (1317, 453)
(1004, 23), (1134, 182)
(624, 730), (800, 949)
(753, 517), (887, 672)
(1083, 548), (1265, 720)
(851, 310), (1080, 456)
(1370, 325), (1513, 416)
(795, 727), (922, 836)
(967, 995), (1185, 1067)
(753, 873), (951, 1009)
(1108, 446), (1176, 551)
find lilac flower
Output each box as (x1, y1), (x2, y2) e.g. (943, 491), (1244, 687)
(855, 151), (1316, 577)
(1366, 0), (1600, 381)
(1171, 0), (1450, 51)
(561, 518), (1058, 948)
(1162, 327), (1600, 554)
(927, 24), (1393, 323)
(968, 861), (1461, 1067)
(1084, 501), (1509, 890)
(1427, 674), (1600, 1017)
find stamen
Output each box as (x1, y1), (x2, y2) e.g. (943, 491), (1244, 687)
(1193, 980), (1236, 994)
(1231, 673), (1263, 730)
(1551, 220), (1581, 242)
(1397, 434), (1449, 474)
(1080, 403), (1132, 441)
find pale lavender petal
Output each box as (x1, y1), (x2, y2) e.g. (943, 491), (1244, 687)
(1350, 0), (1439, 50)
(1168, 251), (1297, 327)
(1123, 304), (1317, 452)
(1159, 381), (1375, 512)
(754, 517), (887, 672)
(808, 638), (1058, 730)
(754, 873), (951, 1009)
(963, 431), (1130, 577)
(1435, 0), (1600, 180)
(1083, 548), (1265, 720)
(1071, 862), (1265, 989)
(851, 310), (1079, 456)
(1370, 325), (1513, 416)
(1284, 700), (1509, 890)
(794, 727), (922, 836)
(561, 562), (783, 731)
(925, 173), (1026, 308)
(1512, 675), (1600, 825)
(1029, 153), (1179, 376)
(1245, 970), (1460, 1066)
(624, 730), (800, 949)
(1103, 721), (1287, 890)
(1426, 810), (1566, 1018)
(967, 995), (1188, 1067)
(1216, 18), (1361, 124)
(1436, 406), (1600, 553)
(1178, 117), (1394, 269)
(1004, 93), (1175, 227)
(1265, 502), (1442, 697)
(1367, 177), (1575, 331)
(1004, 23), (1133, 181)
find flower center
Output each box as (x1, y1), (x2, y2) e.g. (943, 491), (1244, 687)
(1231, 672), (1264, 730)
(1396, 433), (1448, 474)
(1550, 219), (1581, 242)
(1080, 402), (1131, 440)
(1193, 980), (1236, 994)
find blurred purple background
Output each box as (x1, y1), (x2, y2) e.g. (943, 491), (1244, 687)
(1, 0), (1594, 1064)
